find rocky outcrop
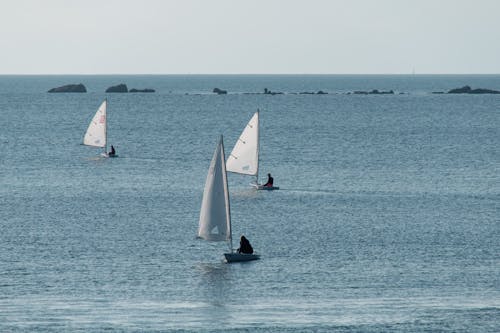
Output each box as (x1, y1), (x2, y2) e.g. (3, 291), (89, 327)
(299, 90), (328, 95)
(106, 84), (128, 93)
(129, 88), (155, 93)
(263, 88), (283, 95)
(353, 89), (394, 95)
(448, 85), (500, 94)
(48, 83), (86, 93)
(213, 88), (227, 95)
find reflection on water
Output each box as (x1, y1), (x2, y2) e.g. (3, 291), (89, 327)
(196, 262), (230, 307)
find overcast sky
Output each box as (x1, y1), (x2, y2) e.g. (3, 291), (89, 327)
(1, 0), (499, 74)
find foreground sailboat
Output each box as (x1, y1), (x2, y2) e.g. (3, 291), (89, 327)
(83, 99), (116, 158)
(226, 110), (278, 190)
(198, 135), (260, 263)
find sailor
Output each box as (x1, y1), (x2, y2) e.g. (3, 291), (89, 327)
(237, 235), (254, 254)
(263, 173), (273, 187)
(109, 145), (116, 156)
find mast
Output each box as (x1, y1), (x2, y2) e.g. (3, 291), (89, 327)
(255, 109), (260, 185)
(104, 98), (108, 155)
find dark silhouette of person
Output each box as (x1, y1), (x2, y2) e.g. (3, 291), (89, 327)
(237, 235), (254, 254)
(109, 145), (116, 156)
(263, 173), (273, 187)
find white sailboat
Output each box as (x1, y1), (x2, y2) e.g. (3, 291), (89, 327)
(83, 99), (116, 157)
(198, 135), (260, 263)
(226, 110), (279, 190)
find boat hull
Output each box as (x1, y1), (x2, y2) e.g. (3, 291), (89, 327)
(251, 183), (279, 190)
(224, 253), (260, 263)
(101, 153), (118, 158)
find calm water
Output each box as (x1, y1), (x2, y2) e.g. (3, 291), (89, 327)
(0, 75), (499, 332)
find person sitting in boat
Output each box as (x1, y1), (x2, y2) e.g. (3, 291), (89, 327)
(237, 235), (254, 254)
(263, 173), (273, 187)
(109, 145), (116, 156)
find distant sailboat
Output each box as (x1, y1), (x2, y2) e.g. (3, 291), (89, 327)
(198, 135), (260, 263)
(83, 99), (116, 157)
(226, 110), (278, 190)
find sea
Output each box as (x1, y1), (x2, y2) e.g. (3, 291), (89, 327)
(0, 75), (499, 332)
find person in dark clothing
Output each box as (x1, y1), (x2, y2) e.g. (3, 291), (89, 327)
(109, 145), (116, 156)
(263, 173), (273, 187)
(237, 235), (254, 254)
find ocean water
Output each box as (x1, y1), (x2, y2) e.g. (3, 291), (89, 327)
(0, 75), (499, 332)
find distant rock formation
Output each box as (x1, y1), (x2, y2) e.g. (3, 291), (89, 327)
(447, 85), (500, 94)
(263, 88), (283, 95)
(106, 84), (128, 93)
(48, 83), (86, 93)
(353, 89), (394, 95)
(129, 88), (155, 93)
(299, 90), (328, 95)
(213, 88), (227, 94)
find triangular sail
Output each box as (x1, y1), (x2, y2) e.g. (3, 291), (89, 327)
(83, 100), (107, 148)
(198, 136), (232, 243)
(226, 111), (259, 176)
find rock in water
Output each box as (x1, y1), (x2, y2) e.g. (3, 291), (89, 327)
(106, 84), (128, 93)
(48, 83), (86, 93)
(448, 85), (500, 94)
(129, 88), (155, 93)
(213, 88), (227, 95)
(448, 86), (472, 94)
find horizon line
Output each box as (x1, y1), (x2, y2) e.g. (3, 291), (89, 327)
(1, 73), (500, 76)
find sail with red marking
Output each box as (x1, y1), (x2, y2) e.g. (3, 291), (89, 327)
(84, 100), (107, 148)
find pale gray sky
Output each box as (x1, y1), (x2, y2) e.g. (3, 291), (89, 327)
(1, 0), (499, 74)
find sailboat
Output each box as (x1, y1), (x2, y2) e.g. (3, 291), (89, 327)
(83, 99), (116, 158)
(198, 135), (260, 263)
(226, 110), (279, 190)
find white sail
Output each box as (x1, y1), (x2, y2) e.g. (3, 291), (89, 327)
(226, 111), (259, 176)
(198, 136), (232, 243)
(83, 100), (107, 148)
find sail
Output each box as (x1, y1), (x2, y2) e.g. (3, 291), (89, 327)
(226, 111), (259, 176)
(198, 136), (232, 242)
(83, 100), (107, 148)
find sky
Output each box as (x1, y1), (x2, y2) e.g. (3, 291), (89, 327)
(1, 0), (499, 74)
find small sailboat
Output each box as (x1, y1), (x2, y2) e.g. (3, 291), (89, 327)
(83, 99), (117, 157)
(226, 110), (279, 190)
(198, 135), (260, 263)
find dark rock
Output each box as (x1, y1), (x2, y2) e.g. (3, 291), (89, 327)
(263, 88), (283, 95)
(353, 89), (394, 95)
(129, 88), (155, 93)
(448, 86), (472, 94)
(469, 88), (500, 94)
(213, 88), (227, 94)
(370, 89), (394, 94)
(298, 91), (328, 95)
(106, 84), (128, 93)
(48, 83), (86, 93)
(432, 91), (445, 94)
(448, 86), (500, 94)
